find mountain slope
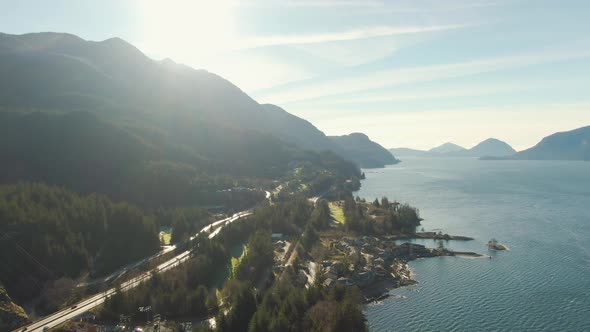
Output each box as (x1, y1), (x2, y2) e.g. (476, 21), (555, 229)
(0, 283), (29, 331)
(468, 138), (516, 157)
(388, 147), (430, 157)
(260, 104), (339, 152)
(440, 138), (515, 157)
(0, 32), (392, 167)
(429, 142), (466, 154)
(512, 126), (590, 160)
(329, 133), (399, 168)
(466, 138), (516, 157)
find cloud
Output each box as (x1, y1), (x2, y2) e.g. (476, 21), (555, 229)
(237, 24), (465, 49)
(282, 0), (386, 7)
(287, 78), (582, 106)
(253, 0), (501, 12)
(256, 47), (590, 104)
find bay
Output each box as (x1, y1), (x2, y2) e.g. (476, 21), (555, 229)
(356, 158), (590, 331)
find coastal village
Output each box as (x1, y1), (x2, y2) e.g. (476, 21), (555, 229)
(271, 198), (483, 303)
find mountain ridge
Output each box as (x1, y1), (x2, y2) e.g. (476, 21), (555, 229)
(0, 32), (394, 168)
(390, 138), (516, 158)
(509, 126), (590, 161)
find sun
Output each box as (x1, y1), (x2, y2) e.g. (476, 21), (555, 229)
(138, 0), (237, 62)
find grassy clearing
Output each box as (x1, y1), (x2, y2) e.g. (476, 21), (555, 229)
(159, 227), (172, 245)
(329, 202), (345, 224)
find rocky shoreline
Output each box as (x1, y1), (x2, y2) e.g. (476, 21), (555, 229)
(318, 234), (482, 303)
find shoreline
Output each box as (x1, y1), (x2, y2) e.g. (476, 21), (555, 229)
(360, 246), (483, 304)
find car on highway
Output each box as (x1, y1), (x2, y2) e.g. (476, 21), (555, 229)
(71, 305), (77, 309)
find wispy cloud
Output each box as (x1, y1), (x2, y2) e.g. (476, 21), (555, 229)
(256, 47), (590, 104)
(260, 0), (502, 12)
(282, 0), (386, 7)
(237, 24), (465, 49)
(288, 78), (582, 105)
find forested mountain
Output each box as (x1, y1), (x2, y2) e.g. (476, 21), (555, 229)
(0, 183), (160, 303)
(0, 32), (349, 314)
(0, 32), (369, 309)
(329, 133), (399, 168)
(510, 126), (590, 160)
(0, 32), (392, 168)
(260, 104), (396, 167)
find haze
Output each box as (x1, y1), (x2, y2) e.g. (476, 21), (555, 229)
(3, 0), (590, 150)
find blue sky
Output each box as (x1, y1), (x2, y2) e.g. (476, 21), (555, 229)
(2, 0), (590, 150)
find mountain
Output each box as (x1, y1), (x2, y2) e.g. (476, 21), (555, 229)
(259, 104), (394, 167)
(428, 142), (466, 154)
(511, 126), (590, 161)
(388, 147), (430, 157)
(0, 32), (393, 168)
(389, 138), (516, 158)
(329, 133), (399, 168)
(466, 138), (517, 157)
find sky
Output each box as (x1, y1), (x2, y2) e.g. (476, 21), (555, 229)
(1, 0), (590, 150)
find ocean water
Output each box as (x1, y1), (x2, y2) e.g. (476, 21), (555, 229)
(355, 158), (590, 332)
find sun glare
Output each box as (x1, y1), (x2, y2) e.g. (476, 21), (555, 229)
(139, 0), (237, 62)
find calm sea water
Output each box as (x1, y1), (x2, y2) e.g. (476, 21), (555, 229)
(355, 158), (590, 332)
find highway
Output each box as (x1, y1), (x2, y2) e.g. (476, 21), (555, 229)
(14, 211), (252, 332)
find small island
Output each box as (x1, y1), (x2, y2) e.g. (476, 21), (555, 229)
(487, 238), (509, 251)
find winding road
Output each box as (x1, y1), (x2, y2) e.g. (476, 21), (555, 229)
(14, 211), (252, 332)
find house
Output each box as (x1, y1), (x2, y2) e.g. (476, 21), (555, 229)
(324, 271), (338, 281)
(323, 278), (336, 288)
(331, 261), (344, 274)
(337, 277), (355, 287)
(297, 270), (308, 285)
(271, 233), (285, 240)
(355, 271), (375, 287)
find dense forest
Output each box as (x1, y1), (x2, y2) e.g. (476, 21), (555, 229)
(101, 234), (225, 321)
(344, 196), (422, 235)
(0, 110), (294, 208)
(247, 276), (367, 332)
(96, 192), (368, 331)
(0, 32), (380, 331)
(0, 183), (160, 303)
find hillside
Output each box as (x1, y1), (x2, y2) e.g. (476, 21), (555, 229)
(0, 32), (391, 168)
(468, 138), (517, 157)
(0, 32), (370, 308)
(429, 142), (466, 154)
(388, 147), (430, 157)
(0, 283), (29, 331)
(512, 126), (590, 160)
(329, 133), (399, 168)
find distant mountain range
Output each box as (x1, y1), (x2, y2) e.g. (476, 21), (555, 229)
(483, 125), (590, 161)
(392, 127), (590, 162)
(0, 32), (394, 168)
(390, 138), (516, 158)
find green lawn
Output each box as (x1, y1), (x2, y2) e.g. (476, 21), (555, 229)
(329, 202), (345, 224)
(159, 228), (172, 245)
